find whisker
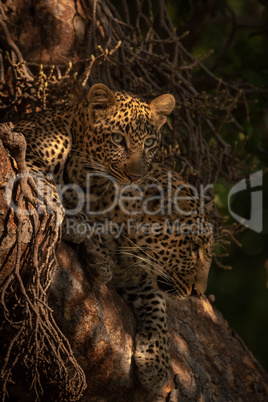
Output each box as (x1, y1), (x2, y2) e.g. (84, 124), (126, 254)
(120, 238), (167, 267)
(70, 148), (101, 162)
(143, 174), (161, 187)
(119, 245), (160, 266)
(69, 148), (108, 172)
(156, 278), (178, 296)
(117, 248), (170, 280)
(124, 260), (144, 270)
(77, 162), (108, 174)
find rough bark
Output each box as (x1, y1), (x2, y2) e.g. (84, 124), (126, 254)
(0, 129), (86, 401)
(50, 241), (268, 401)
(1, 138), (268, 401)
(0, 0), (86, 65)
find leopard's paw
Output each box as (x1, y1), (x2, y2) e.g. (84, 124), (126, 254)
(134, 334), (170, 393)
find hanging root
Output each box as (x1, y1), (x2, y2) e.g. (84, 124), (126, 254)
(0, 123), (86, 401)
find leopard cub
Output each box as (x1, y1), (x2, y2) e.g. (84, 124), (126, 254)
(14, 84), (175, 283)
(83, 163), (214, 392)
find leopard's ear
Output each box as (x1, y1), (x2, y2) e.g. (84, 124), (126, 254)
(149, 94), (175, 129)
(87, 84), (116, 110)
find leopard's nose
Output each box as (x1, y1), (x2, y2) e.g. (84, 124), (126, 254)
(125, 155), (144, 182)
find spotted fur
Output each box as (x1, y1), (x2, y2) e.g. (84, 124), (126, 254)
(13, 83), (175, 283)
(14, 84), (175, 186)
(81, 163), (214, 392)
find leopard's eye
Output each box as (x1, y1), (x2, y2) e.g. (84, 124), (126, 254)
(112, 133), (124, 144)
(192, 245), (200, 259)
(144, 137), (157, 148)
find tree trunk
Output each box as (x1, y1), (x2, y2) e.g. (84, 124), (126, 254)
(51, 240), (268, 401)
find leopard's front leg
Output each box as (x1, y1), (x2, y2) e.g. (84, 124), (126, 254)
(120, 276), (170, 393)
(62, 213), (113, 285)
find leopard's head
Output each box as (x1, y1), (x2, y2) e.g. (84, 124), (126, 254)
(128, 215), (214, 301)
(153, 217), (214, 301)
(81, 84), (175, 185)
(124, 165), (214, 301)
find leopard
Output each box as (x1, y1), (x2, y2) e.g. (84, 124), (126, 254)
(10, 84), (213, 393)
(13, 83), (175, 185)
(12, 83), (175, 283)
(71, 162), (214, 393)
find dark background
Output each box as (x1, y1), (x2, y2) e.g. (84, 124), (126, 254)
(166, 0), (268, 370)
